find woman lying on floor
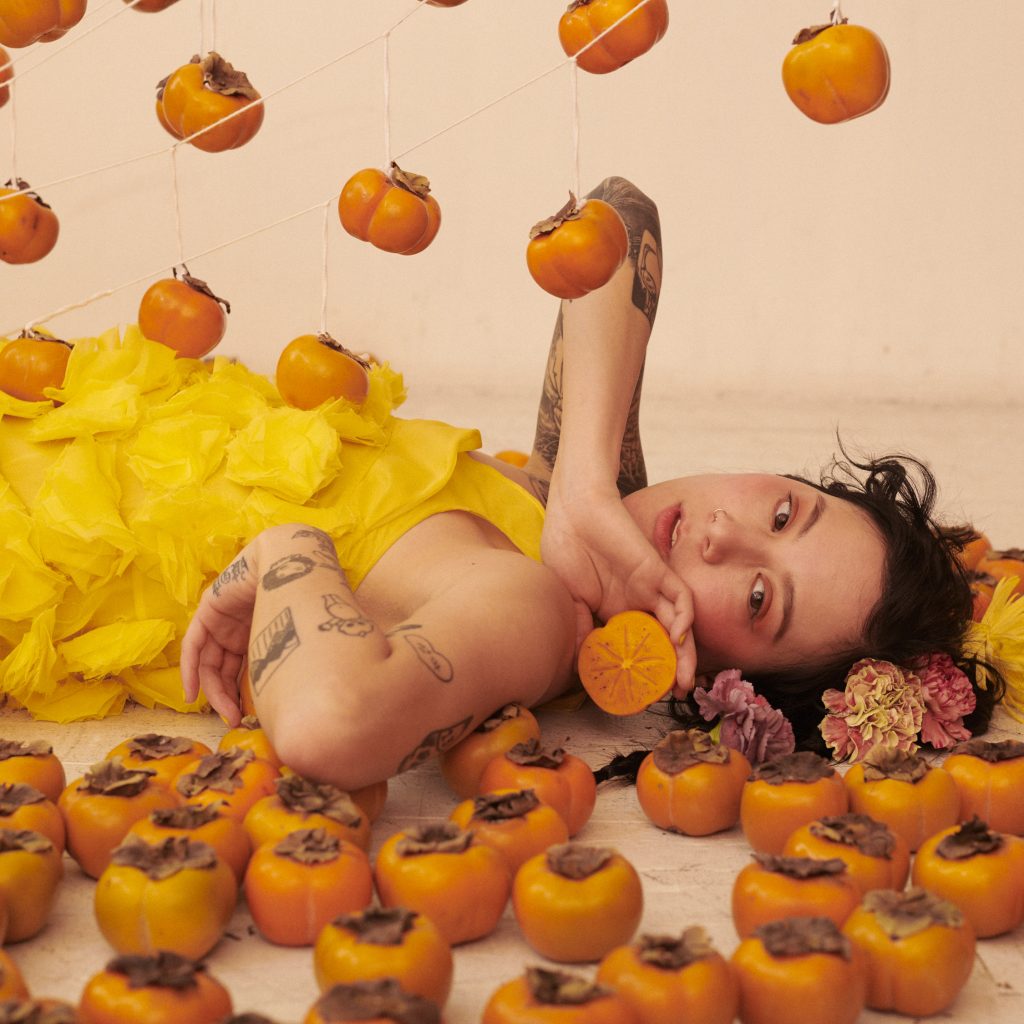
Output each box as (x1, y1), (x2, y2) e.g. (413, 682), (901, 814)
(181, 176), (1000, 789)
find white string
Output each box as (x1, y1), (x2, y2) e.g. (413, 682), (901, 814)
(830, 2), (845, 23)
(170, 147), (185, 265)
(319, 200), (331, 335)
(6, 76), (16, 184)
(382, 32), (392, 168)
(570, 59), (581, 201)
(210, 0), (219, 55)
(200, 0), (209, 55)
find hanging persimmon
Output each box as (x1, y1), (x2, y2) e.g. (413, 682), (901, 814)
(138, 266), (230, 359)
(558, 0), (670, 75)
(38, 0), (87, 43)
(157, 52), (264, 152)
(0, 2), (61, 47)
(0, 330), (72, 402)
(125, 0), (181, 10)
(527, 193), (628, 300)
(276, 333), (371, 410)
(782, 14), (890, 124)
(338, 163), (442, 255)
(0, 180), (59, 265)
(0, 46), (12, 108)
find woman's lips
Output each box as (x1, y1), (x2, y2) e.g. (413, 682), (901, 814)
(654, 505), (681, 559)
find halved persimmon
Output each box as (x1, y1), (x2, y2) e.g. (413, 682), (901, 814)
(577, 610), (676, 715)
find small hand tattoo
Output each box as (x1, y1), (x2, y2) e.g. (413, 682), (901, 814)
(318, 594), (374, 637)
(398, 716), (473, 773)
(249, 608), (300, 691)
(262, 554), (315, 590)
(212, 556), (249, 597)
(404, 634), (454, 683)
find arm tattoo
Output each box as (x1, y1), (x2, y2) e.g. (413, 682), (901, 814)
(262, 554), (315, 590)
(249, 608), (300, 692)
(397, 716), (473, 773)
(527, 311), (564, 492)
(318, 594), (374, 637)
(212, 556), (248, 597)
(403, 634), (454, 683)
(617, 366), (648, 496)
(292, 527), (340, 570)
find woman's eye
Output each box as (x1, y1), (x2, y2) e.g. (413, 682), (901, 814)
(772, 495), (793, 531)
(748, 578), (766, 618)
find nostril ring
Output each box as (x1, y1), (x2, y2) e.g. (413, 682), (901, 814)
(712, 508), (726, 521)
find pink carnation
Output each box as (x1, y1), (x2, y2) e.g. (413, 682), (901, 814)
(693, 668), (795, 765)
(820, 658), (925, 762)
(914, 653), (976, 749)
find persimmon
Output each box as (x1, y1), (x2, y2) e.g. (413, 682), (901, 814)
(94, 835), (237, 960)
(513, 843), (643, 962)
(558, 0), (670, 75)
(596, 927), (739, 1024)
(975, 547), (1024, 595)
(526, 193), (628, 300)
(483, 966), (641, 1024)
(0, 949), (29, 1000)
(911, 817), (1024, 937)
(731, 917), (867, 1024)
(494, 449), (529, 467)
(0, 46), (10, 108)
(58, 759), (181, 879)
(313, 906), (454, 1007)
(739, 751), (848, 855)
(243, 774), (370, 852)
(781, 16), (890, 125)
(577, 610), (676, 715)
(0, 828), (63, 942)
(137, 267), (230, 359)
(105, 734), (213, 790)
(304, 979), (440, 1024)
(0, 181), (59, 264)
(636, 728), (751, 836)
(0, 2), (61, 47)
(448, 788), (569, 873)
(0, 783), (65, 852)
(338, 163), (441, 255)
(275, 333), (371, 411)
(843, 749), (960, 852)
(842, 887), (976, 1016)
(78, 952), (233, 1024)
(425, 0), (470, 6)
(969, 571), (997, 620)
(218, 714), (283, 770)
(0, 331), (72, 402)
(374, 822), (511, 945)
(127, 802), (251, 885)
(125, 0), (181, 10)
(157, 52), (264, 152)
(0, 741), (65, 802)
(478, 739), (596, 837)
(244, 828), (374, 947)
(944, 738), (1024, 834)
(173, 746), (280, 820)
(959, 530), (992, 571)
(782, 813), (910, 896)
(439, 703), (541, 798)
(731, 853), (861, 939)
(38, 0), (86, 42)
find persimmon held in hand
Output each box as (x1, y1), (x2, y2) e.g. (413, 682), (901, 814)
(558, 0), (670, 75)
(782, 16), (890, 124)
(276, 333), (371, 410)
(338, 163), (441, 255)
(157, 52), (264, 152)
(527, 193), (627, 300)
(0, 180), (59, 264)
(0, 331), (72, 402)
(138, 267), (230, 358)
(577, 610), (677, 715)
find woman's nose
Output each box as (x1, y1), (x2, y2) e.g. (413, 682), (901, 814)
(703, 512), (763, 565)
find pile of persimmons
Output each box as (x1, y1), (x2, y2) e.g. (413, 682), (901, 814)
(2, 690), (1024, 1024)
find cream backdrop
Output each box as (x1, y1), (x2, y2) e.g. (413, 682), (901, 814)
(2, 2), (1021, 465)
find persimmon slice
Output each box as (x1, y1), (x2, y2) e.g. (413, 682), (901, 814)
(577, 610), (677, 715)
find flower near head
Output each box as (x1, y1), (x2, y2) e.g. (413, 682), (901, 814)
(820, 658), (925, 762)
(963, 575), (1024, 722)
(914, 653), (976, 749)
(693, 668), (795, 765)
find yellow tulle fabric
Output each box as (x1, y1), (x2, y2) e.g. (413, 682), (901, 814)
(0, 326), (545, 723)
(964, 576), (1024, 722)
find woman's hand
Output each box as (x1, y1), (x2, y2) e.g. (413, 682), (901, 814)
(180, 535), (265, 726)
(541, 474), (697, 697)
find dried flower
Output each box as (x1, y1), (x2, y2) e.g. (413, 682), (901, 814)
(693, 668), (795, 765)
(914, 653), (976, 749)
(820, 658), (925, 762)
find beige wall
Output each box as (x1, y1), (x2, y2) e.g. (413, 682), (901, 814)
(3, 0), (1022, 408)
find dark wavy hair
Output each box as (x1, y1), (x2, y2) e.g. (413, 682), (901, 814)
(672, 448), (1003, 754)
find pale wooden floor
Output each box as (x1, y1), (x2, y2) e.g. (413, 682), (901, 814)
(2, 388), (1022, 1021)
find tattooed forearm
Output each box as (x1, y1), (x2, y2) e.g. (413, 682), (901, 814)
(212, 556), (248, 597)
(249, 607), (300, 691)
(403, 634), (454, 683)
(617, 366), (648, 496)
(318, 594), (374, 637)
(262, 554), (316, 590)
(292, 527), (340, 570)
(528, 310), (564, 485)
(397, 716), (473, 773)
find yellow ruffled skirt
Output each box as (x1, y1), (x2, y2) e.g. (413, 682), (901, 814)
(0, 326), (411, 722)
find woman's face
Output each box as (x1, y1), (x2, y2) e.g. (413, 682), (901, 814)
(623, 474), (886, 676)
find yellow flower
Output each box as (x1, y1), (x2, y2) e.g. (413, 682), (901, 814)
(965, 576), (1024, 721)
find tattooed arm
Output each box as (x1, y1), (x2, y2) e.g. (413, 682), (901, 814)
(527, 177), (697, 693)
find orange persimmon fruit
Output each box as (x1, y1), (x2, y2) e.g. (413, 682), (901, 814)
(0, 2), (61, 47)
(0, 46), (11, 108)
(138, 267), (230, 359)
(105, 734), (213, 790)
(0, 330), (71, 402)
(37, 0), (86, 43)
(0, 740), (66, 802)
(577, 610), (676, 715)
(0, 782), (66, 852)
(275, 333), (371, 410)
(0, 180), (59, 264)
(304, 979), (441, 1024)
(0, 827), (63, 942)
(975, 548), (1024, 595)
(558, 0), (670, 75)
(944, 738), (1024, 835)
(338, 163), (441, 255)
(483, 966), (641, 1024)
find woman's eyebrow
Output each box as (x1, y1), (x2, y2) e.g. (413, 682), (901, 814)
(774, 494), (827, 642)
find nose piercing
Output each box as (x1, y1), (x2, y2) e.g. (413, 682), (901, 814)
(712, 508), (726, 521)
